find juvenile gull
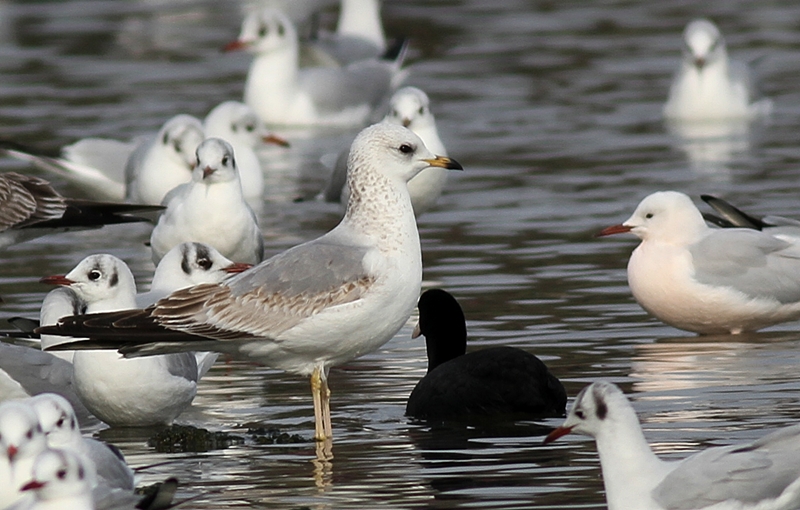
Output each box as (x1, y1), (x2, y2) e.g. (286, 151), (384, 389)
(149, 138), (264, 266)
(38, 122), (463, 441)
(597, 191), (800, 334)
(663, 19), (772, 121)
(224, 8), (406, 127)
(545, 381), (800, 510)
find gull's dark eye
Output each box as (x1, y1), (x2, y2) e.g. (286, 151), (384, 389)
(57, 469), (67, 480)
(162, 132), (169, 145)
(391, 109), (399, 118)
(197, 257), (212, 270)
(245, 123), (255, 132)
(277, 23), (285, 36)
(258, 24), (267, 37)
(399, 143), (414, 154)
(26, 429), (33, 439)
(222, 155), (230, 166)
(56, 416), (65, 428)
(574, 410), (585, 419)
(88, 270), (101, 281)
(418, 106), (425, 115)
(231, 123), (238, 133)
(645, 213), (654, 219)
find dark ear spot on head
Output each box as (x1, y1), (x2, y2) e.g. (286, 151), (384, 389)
(181, 245), (192, 275)
(593, 386), (608, 420)
(109, 270), (118, 288)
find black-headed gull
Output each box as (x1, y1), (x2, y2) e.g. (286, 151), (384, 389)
(405, 289), (566, 420)
(29, 394), (134, 492)
(544, 381), (800, 510)
(16, 448), (94, 510)
(324, 86), (449, 216)
(1, 114), (205, 205)
(149, 138), (265, 266)
(125, 114), (206, 205)
(0, 400), (47, 503)
(203, 101), (289, 204)
(40, 254), (199, 427)
(663, 19), (772, 121)
(0, 172), (162, 250)
(224, 8), (406, 127)
(137, 241), (253, 307)
(0, 243), (249, 427)
(597, 191), (800, 335)
(39, 122), (463, 441)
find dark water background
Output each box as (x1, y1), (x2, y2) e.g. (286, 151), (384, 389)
(3, 0), (800, 508)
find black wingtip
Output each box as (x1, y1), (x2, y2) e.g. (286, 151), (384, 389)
(382, 37), (409, 63)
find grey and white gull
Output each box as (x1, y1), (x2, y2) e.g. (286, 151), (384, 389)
(37, 122), (463, 441)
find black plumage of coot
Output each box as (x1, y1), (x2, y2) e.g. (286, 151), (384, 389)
(406, 289), (567, 420)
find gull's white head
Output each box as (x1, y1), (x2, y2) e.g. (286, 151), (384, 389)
(40, 254), (137, 311)
(28, 394), (80, 449)
(385, 87), (436, 131)
(347, 122), (461, 189)
(598, 191), (707, 245)
(682, 19), (726, 71)
(21, 449), (91, 503)
(158, 114), (205, 170)
(204, 101), (282, 150)
(545, 381), (637, 443)
(0, 400), (46, 465)
(192, 137), (239, 185)
(152, 242), (252, 294)
(226, 8), (297, 55)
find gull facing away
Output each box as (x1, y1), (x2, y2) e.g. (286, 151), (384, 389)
(38, 122), (463, 441)
(0, 114), (205, 205)
(149, 138), (265, 266)
(597, 191), (800, 335)
(663, 19), (772, 121)
(224, 8), (406, 127)
(324, 86), (449, 216)
(0, 172), (163, 250)
(307, 0), (387, 66)
(405, 289), (566, 420)
(544, 381), (800, 510)
(40, 254), (200, 427)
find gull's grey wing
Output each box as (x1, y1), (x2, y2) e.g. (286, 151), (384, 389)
(0, 343), (97, 426)
(62, 138), (134, 186)
(298, 60), (395, 115)
(654, 425), (800, 509)
(153, 237), (375, 339)
(38, 236), (376, 351)
(690, 229), (800, 304)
